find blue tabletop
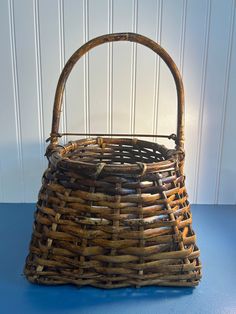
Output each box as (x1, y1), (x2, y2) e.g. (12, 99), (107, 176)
(0, 203), (236, 314)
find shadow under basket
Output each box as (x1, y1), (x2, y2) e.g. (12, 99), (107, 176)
(24, 33), (201, 289)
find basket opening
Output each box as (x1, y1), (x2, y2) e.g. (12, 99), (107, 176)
(62, 138), (170, 166)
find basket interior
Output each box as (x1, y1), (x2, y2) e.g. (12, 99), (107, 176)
(62, 138), (170, 166)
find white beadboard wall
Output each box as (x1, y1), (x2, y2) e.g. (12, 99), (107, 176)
(0, 0), (236, 204)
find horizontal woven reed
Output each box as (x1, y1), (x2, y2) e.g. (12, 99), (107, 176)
(24, 33), (201, 288)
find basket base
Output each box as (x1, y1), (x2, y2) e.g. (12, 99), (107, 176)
(24, 242), (201, 288)
(24, 270), (201, 289)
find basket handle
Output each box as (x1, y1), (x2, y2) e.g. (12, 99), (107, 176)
(50, 32), (185, 150)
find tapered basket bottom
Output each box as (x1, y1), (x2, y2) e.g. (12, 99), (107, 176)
(24, 137), (201, 288)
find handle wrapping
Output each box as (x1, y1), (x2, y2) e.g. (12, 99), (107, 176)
(50, 33), (185, 150)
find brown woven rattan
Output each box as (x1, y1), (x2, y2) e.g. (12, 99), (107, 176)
(24, 33), (201, 288)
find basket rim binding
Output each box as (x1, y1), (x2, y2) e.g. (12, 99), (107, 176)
(47, 137), (184, 177)
(47, 32), (185, 162)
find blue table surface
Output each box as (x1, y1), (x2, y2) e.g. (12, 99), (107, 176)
(0, 203), (236, 314)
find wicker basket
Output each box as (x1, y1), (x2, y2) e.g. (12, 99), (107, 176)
(24, 33), (201, 288)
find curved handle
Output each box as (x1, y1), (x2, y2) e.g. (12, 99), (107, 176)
(50, 32), (185, 150)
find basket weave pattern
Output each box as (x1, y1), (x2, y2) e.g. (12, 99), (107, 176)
(24, 33), (201, 288)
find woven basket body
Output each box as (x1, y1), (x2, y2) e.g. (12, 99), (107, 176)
(24, 33), (201, 288)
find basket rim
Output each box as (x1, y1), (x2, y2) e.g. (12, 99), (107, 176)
(47, 137), (183, 176)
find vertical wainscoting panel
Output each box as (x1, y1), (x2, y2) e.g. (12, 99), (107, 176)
(196, 0), (233, 204)
(88, 0), (109, 133)
(218, 0), (236, 204)
(112, 0), (133, 133)
(63, 0), (85, 140)
(156, 0), (183, 148)
(57, 0), (67, 141)
(134, 0), (158, 139)
(0, 0), (24, 201)
(10, 0), (44, 201)
(37, 0), (61, 161)
(0, 0), (236, 203)
(183, 0), (209, 203)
